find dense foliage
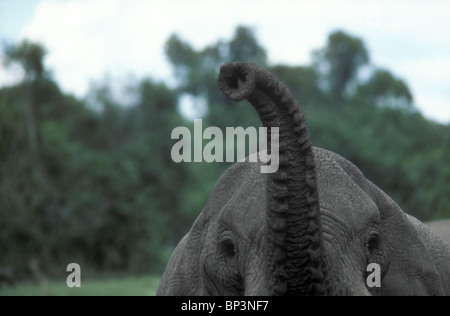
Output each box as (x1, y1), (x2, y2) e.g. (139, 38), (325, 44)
(1, 28), (449, 280)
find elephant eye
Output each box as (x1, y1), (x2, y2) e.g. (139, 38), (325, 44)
(366, 234), (380, 253)
(220, 239), (237, 258)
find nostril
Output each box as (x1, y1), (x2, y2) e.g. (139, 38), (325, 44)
(225, 72), (248, 90)
(218, 63), (255, 101)
(225, 76), (239, 90)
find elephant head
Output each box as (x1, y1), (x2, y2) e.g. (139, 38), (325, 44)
(157, 63), (450, 296)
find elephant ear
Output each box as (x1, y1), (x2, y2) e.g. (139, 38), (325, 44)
(333, 153), (450, 295)
(156, 215), (206, 295)
(157, 162), (252, 295)
(368, 181), (450, 295)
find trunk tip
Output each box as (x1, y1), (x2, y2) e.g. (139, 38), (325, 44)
(218, 63), (255, 101)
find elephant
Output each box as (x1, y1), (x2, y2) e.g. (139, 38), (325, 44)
(157, 63), (450, 296)
(427, 220), (450, 245)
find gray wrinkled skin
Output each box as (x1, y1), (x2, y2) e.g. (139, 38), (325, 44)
(427, 220), (450, 245)
(157, 63), (450, 296)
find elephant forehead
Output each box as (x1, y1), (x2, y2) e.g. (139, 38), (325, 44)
(314, 150), (379, 233)
(216, 162), (267, 241)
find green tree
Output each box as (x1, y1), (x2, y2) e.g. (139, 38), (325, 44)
(314, 30), (369, 101)
(3, 40), (48, 81)
(228, 26), (267, 66)
(355, 68), (413, 108)
(0, 40), (191, 278)
(0, 41), (90, 277)
(2, 41), (46, 168)
(270, 65), (323, 108)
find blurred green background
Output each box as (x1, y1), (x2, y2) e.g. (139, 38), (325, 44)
(0, 26), (449, 296)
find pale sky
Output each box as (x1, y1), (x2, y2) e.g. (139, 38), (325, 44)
(0, 0), (449, 123)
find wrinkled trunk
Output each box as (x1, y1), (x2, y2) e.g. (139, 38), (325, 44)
(218, 63), (330, 295)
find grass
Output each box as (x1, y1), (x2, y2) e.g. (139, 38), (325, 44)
(0, 274), (161, 296)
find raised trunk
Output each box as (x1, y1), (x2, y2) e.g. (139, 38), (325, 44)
(218, 63), (330, 295)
